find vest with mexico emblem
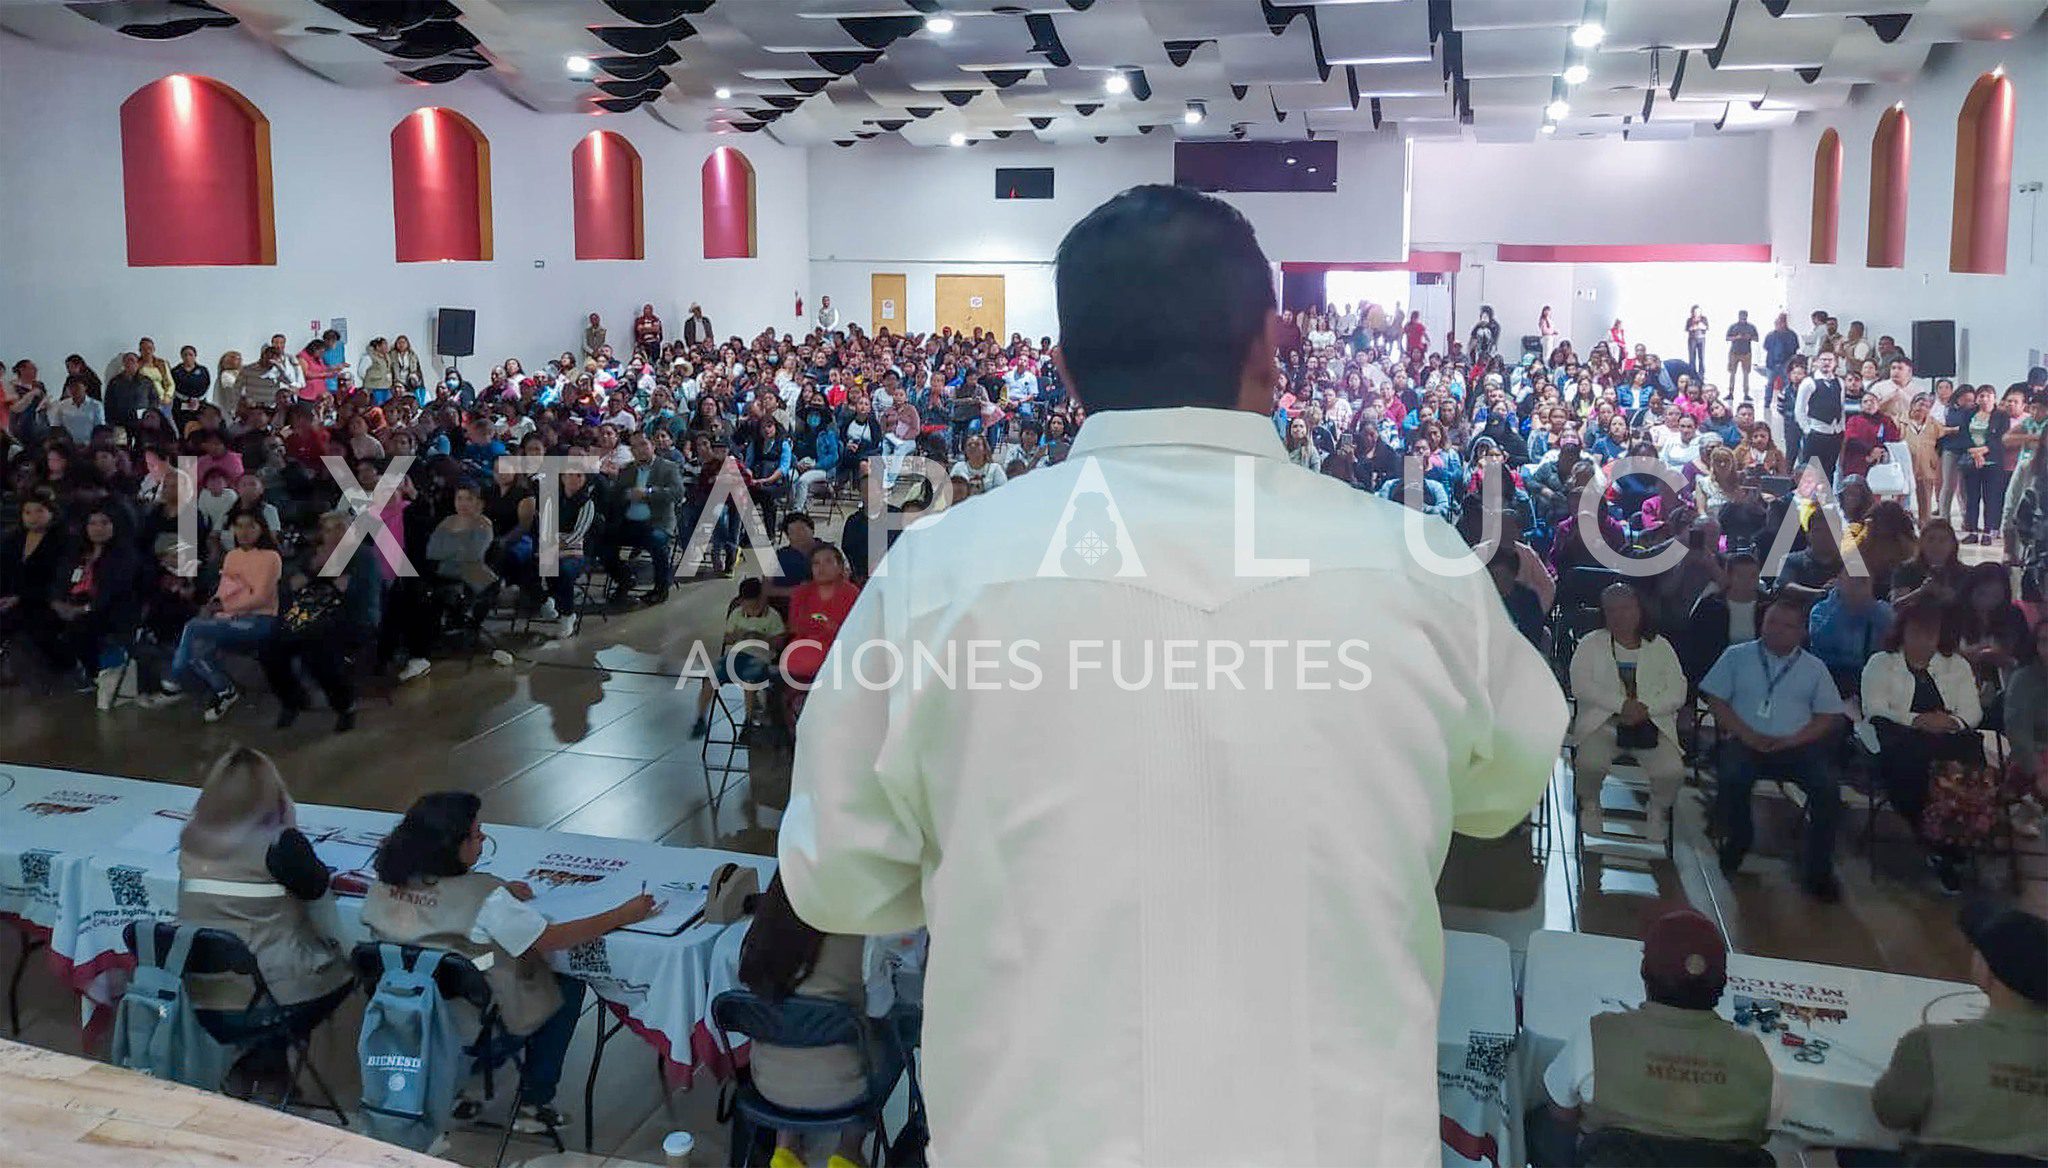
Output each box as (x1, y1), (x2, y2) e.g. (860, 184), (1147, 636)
(177, 834), (350, 1012)
(361, 871), (561, 1037)
(1585, 1003), (1774, 1145)
(1908, 1009), (2048, 1158)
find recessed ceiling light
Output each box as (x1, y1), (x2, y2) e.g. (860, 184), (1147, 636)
(1307, 166), (1318, 173)
(715, 86), (732, 99)
(1104, 72), (1129, 95)
(1285, 156), (1297, 164)
(949, 132), (967, 146)
(1184, 101), (1205, 125)
(1571, 23), (1604, 48)
(1562, 63), (1589, 86)
(1545, 98), (1570, 120)
(566, 55), (592, 75)
(925, 15), (955, 34)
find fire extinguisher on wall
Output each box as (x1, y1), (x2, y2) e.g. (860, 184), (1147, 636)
(795, 291), (803, 319)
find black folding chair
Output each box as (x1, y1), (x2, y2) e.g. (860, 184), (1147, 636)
(123, 921), (349, 1124)
(708, 989), (909, 1168)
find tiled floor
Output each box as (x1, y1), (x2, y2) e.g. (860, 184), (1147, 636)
(2, 529), (2042, 1164)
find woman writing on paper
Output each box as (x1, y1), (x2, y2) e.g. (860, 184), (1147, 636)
(363, 790), (656, 1137)
(177, 747), (352, 1092)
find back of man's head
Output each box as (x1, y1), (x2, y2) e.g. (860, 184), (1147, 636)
(1054, 184), (1274, 413)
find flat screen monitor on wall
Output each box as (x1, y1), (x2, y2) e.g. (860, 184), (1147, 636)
(995, 167), (1055, 199)
(1173, 141), (1338, 193)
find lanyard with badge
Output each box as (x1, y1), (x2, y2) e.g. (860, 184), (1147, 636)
(1756, 642), (1797, 720)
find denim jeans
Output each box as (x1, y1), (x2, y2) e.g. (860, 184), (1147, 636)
(172, 614), (277, 697)
(470, 973), (585, 1105)
(605, 520), (673, 592)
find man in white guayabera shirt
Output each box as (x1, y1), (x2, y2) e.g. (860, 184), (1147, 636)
(780, 184), (1567, 1166)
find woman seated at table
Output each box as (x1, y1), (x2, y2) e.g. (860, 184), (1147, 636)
(167, 511), (282, 723)
(177, 746), (351, 1092)
(784, 542), (860, 685)
(362, 791), (656, 1137)
(1860, 593), (1984, 895)
(740, 874), (904, 1168)
(1568, 582), (1686, 842)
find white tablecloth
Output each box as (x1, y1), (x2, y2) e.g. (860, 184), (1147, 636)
(1441, 930), (1522, 1168)
(0, 764), (773, 1083)
(1520, 929), (1988, 1149)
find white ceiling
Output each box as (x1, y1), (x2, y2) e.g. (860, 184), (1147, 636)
(6, 0), (2043, 144)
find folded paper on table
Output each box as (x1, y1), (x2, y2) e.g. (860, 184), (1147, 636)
(112, 809), (190, 856)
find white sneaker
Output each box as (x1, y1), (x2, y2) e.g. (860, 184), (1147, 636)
(397, 657), (433, 683)
(537, 598), (559, 621)
(555, 614), (579, 639)
(94, 668), (123, 712)
(489, 649), (515, 667)
(202, 688), (240, 723)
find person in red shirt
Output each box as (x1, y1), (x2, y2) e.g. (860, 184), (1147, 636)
(783, 543), (860, 683)
(1843, 389), (1903, 481)
(1402, 311), (1428, 361)
(282, 404), (333, 472)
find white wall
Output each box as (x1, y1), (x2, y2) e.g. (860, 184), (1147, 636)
(0, 30), (810, 376)
(1452, 255), (1785, 368)
(1765, 21), (2048, 381)
(1411, 136), (1775, 247)
(807, 135), (1410, 339)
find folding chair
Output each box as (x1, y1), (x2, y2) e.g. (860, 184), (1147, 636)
(5, 920), (47, 1036)
(708, 990), (910, 1168)
(350, 942), (566, 1167)
(123, 921), (350, 1124)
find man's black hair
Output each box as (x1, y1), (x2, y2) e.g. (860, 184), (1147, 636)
(1053, 183), (1274, 411)
(781, 511), (813, 533)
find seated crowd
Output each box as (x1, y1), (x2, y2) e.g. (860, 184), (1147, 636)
(8, 298), (2047, 1167)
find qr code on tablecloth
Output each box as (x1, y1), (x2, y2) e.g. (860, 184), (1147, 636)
(19, 849), (53, 894)
(108, 865), (150, 910)
(1464, 1032), (1515, 1084)
(567, 938), (612, 978)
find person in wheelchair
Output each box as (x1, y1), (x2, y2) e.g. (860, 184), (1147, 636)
(363, 791), (656, 1137)
(1864, 899), (2048, 1166)
(177, 747), (351, 1097)
(740, 874), (905, 1168)
(1538, 908), (1774, 1167)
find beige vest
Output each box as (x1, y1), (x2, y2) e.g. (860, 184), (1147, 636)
(177, 835), (349, 1012)
(361, 352), (393, 391)
(361, 871), (560, 1037)
(1914, 1008), (2048, 1158)
(1586, 1003), (1773, 1145)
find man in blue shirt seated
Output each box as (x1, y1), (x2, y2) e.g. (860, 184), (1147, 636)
(1701, 598), (1849, 901)
(1806, 570), (1893, 698)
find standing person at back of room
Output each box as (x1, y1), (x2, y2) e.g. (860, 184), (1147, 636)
(780, 183), (1568, 1166)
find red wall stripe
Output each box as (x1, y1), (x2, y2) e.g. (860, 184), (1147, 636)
(1281, 250), (1463, 273)
(1494, 243), (1774, 264)
(391, 108), (492, 263)
(702, 146), (757, 260)
(573, 130), (644, 261)
(119, 75), (273, 267)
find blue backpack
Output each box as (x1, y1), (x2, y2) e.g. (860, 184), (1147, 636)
(356, 944), (469, 1152)
(109, 925), (234, 1092)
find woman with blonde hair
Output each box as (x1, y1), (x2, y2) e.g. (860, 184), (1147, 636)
(177, 746), (351, 1090)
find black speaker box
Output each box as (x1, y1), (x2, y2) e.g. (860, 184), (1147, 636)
(436, 308), (477, 358)
(1911, 319), (1956, 379)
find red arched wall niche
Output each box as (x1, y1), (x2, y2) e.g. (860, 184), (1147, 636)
(391, 107), (493, 263)
(119, 75), (275, 267)
(702, 146), (757, 260)
(1951, 73), (2016, 275)
(1810, 128), (1841, 265)
(1867, 107), (1910, 269)
(573, 130), (645, 261)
